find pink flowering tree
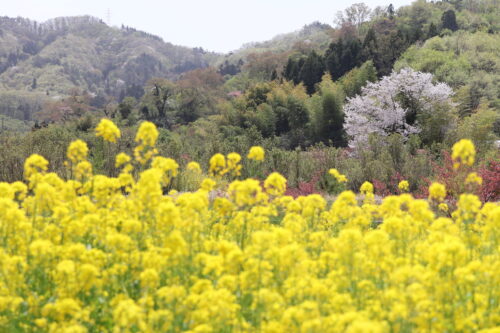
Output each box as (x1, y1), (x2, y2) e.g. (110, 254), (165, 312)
(344, 68), (454, 148)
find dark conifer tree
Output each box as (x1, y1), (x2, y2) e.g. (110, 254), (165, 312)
(387, 4), (395, 19)
(441, 10), (459, 31)
(325, 39), (343, 79)
(298, 51), (325, 94)
(326, 38), (363, 80)
(427, 22), (439, 38)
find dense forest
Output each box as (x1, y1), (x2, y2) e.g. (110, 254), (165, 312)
(0, 0), (498, 199)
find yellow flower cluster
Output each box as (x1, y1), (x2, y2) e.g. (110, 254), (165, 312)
(360, 181), (375, 204)
(466, 172), (483, 186)
(329, 168), (348, 183)
(95, 119), (121, 143)
(209, 152), (244, 178)
(429, 182), (446, 202)
(0, 128), (499, 332)
(187, 161), (202, 173)
(247, 146), (265, 161)
(134, 121), (159, 165)
(209, 153), (226, 177)
(452, 139), (476, 169)
(227, 153), (242, 177)
(398, 180), (409, 192)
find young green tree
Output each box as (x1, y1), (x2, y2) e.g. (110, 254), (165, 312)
(310, 75), (346, 146)
(339, 61), (378, 98)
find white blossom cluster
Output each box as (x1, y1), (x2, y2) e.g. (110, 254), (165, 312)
(344, 68), (454, 148)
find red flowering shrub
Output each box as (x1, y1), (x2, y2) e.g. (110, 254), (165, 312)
(285, 173), (321, 198)
(373, 173), (406, 197)
(478, 160), (500, 202)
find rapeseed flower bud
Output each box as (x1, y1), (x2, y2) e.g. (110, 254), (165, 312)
(248, 146), (265, 161)
(95, 118), (121, 143)
(24, 154), (48, 179)
(465, 172), (482, 186)
(227, 152), (242, 176)
(135, 121), (158, 146)
(200, 178), (216, 192)
(187, 161), (202, 173)
(398, 180), (409, 192)
(209, 153), (226, 177)
(140, 268), (160, 289)
(329, 168), (348, 183)
(439, 203), (449, 212)
(113, 298), (146, 331)
(74, 161), (92, 180)
(360, 181), (374, 194)
(67, 139), (89, 164)
(264, 172), (287, 197)
(429, 182), (446, 202)
(452, 139), (475, 169)
(228, 179), (266, 207)
(115, 153), (131, 168)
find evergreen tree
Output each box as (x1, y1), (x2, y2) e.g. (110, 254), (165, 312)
(342, 38), (363, 74)
(118, 97), (136, 119)
(325, 39), (343, 79)
(326, 38), (363, 80)
(270, 69), (278, 81)
(427, 23), (439, 38)
(441, 10), (459, 31)
(298, 51), (325, 94)
(284, 58), (299, 84)
(387, 4), (395, 19)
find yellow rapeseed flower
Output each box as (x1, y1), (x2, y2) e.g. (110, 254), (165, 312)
(398, 180), (409, 192)
(248, 146), (265, 161)
(227, 153), (242, 176)
(465, 172), (483, 186)
(452, 139), (475, 169)
(209, 153), (226, 177)
(329, 168), (348, 183)
(264, 172), (287, 196)
(187, 161), (202, 173)
(1, 137), (500, 332)
(24, 154), (49, 179)
(429, 182), (446, 202)
(135, 121), (159, 146)
(95, 118), (121, 143)
(67, 140), (89, 164)
(360, 181), (374, 194)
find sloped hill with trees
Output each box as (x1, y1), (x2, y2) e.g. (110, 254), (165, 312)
(0, 16), (219, 113)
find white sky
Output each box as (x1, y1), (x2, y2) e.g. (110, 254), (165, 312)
(2, 0), (414, 52)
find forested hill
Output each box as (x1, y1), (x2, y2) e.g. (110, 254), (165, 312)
(0, 0), (498, 129)
(0, 16), (219, 101)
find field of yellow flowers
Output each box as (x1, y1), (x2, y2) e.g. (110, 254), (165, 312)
(0, 119), (499, 333)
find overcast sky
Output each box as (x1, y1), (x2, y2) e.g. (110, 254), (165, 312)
(3, 0), (414, 52)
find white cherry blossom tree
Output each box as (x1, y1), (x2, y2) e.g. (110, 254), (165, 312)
(344, 68), (454, 148)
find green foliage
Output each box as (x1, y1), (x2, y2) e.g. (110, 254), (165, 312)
(0, 16), (218, 121)
(325, 37), (363, 80)
(395, 31), (500, 112)
(442, 9), (459, 31)
(338, 60), (377, 98)
(455, 105), (500, 155)
(309, 75), (346, 146)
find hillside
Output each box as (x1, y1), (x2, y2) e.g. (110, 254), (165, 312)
(0, 16), (219, 107)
